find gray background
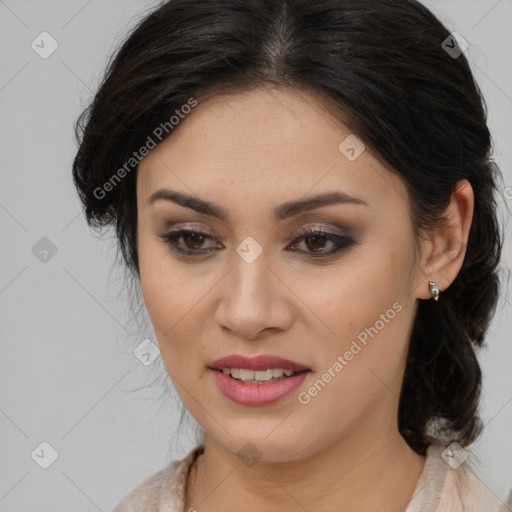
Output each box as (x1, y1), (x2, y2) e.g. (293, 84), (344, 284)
(0, 1), (511, 510)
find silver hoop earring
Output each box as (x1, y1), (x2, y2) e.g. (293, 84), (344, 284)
(429, 281), (440, 301)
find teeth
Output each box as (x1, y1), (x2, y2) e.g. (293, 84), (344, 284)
(221, 368), (296, 382)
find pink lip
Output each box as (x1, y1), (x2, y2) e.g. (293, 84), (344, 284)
(210, 369), (309, 406)
(209, 354), (309, 372)
(209, 353), (311, 406)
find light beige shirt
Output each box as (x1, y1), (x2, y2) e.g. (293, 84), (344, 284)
(113, 442), (511, 511)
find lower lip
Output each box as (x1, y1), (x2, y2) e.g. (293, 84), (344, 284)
(210, 369), (310, 406)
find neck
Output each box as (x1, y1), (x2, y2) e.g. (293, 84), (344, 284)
(185, 419), (426, 512)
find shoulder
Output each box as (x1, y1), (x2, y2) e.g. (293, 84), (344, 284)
(407, 441), (508, 512)
(112, 466), (167, 512)
(441, 451), (509, 512)
(112, 445), (205, 512)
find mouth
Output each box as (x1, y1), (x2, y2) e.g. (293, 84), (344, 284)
(213, 367), (310, 384)
(208, 354), (311, 406)
(210, 353), (310, 372)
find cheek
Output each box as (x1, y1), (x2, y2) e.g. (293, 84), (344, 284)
(139, 274), (203, 381)
(294, 251), (415, 439)
(298, 244), (411, 332)
(302, 245), (415, 382)
(138, 234), (190, 350)
(138, 227), (188, 326)
(140, 270), (199, 345)
(137, 237), (217, 377)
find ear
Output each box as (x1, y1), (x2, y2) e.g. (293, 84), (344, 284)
(414, 179), (474, 300)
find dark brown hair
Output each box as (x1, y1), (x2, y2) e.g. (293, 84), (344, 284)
(72, 0), (506, 456)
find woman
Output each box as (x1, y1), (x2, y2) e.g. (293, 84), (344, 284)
(72, 0), (510, 510)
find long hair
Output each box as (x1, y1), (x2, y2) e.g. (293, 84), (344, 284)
(72, 0), (505, 456)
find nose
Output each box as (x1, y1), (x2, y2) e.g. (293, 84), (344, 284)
(214, 249), (294, 340)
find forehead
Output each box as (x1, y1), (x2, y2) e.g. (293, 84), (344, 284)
(136, 87), (408, 218)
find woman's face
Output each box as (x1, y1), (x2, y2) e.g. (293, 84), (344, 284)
(136, 87), (428, 462)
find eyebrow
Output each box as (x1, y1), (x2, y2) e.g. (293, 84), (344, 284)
(146, 188), (368, 222)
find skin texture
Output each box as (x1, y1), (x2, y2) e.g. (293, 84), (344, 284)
(136, 86), (474, 512)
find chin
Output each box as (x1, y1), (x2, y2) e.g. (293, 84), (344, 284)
(208, 424), (318, 464)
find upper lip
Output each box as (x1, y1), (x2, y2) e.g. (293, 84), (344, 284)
(210, 354), (310, 372)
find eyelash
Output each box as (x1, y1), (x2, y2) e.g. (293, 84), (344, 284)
(157, 225), (356, 259)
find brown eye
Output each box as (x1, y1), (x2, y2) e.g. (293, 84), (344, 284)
(303, 234), (331, 252)
(287, 227), (356, 258)
(158, 228), (219, 256)
(157, 225), (356, 259)
(182, 231), (207, 249)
